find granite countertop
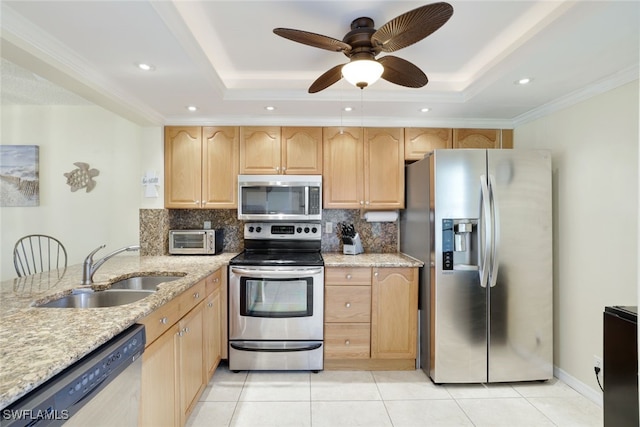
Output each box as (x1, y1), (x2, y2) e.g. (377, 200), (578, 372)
(0, 253), (236, 409)
(0, 251), (422, 408)
(322, 252), (423, 268)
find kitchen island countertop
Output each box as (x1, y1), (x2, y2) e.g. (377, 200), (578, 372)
(0, 251), (421, 408)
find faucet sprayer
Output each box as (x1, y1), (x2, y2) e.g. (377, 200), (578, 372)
(82, 244), (141, 285)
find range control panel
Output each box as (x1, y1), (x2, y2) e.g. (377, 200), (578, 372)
(244, 222), (321, 240)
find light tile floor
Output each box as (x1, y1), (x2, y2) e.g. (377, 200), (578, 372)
(187, 362), (602, 427)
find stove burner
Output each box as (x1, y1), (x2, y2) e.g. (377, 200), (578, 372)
(229, 250), (324, 267)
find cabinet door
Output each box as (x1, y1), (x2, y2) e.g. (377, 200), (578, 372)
(371, 268), (418, 359)
(364, 128), (405, 209)
(203, 286), (222, 379)
(139, 324), (179, 427)
(323, 127), (364, 208)
(240, 126), (281, 174)
(281, 127), (322, 174)
(202, 126), (239, 208)
(453, 128), (502, 149)
(177, 302), (205, 426)
(405, 128), (452, 160)
(164, 126), (202, 208)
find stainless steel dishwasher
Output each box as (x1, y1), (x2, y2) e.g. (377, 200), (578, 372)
(1, 324), (145, 427)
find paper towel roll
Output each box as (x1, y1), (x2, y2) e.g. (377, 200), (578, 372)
(364, 211), (399, 222)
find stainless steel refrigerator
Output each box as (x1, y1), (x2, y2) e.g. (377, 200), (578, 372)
(400, 149), (553, 383)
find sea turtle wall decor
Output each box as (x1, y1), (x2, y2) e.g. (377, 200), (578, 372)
(64, 162), (99, 192)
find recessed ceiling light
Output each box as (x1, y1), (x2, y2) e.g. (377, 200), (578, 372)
(343, 107), (353, 112)
(186, 105), (198, 112)
(516, 77), (532, 85)
(420, 107), (430, 113)
(136, 62), (155, 71)
(265, 106), (276, 111)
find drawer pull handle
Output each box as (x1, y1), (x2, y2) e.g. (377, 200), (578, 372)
(346, 274), (352, 280)
(345, 302), (351, 308)
(160, 317), (168, 324)
(345, 340), (350, 345)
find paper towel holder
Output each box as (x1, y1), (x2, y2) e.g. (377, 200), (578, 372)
(363, 210), (399, 223)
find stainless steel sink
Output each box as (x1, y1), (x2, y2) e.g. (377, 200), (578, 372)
(37, 290), (155, 308)
(109, 275), (183, 291)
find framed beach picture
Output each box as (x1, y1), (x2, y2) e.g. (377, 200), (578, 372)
(0, 145), (40, 207)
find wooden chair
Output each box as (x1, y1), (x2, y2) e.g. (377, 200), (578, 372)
(13, 235), (68, 277)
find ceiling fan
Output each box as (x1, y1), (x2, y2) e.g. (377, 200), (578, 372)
(273, 2), (454, 93)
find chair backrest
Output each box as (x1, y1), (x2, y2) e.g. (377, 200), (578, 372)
(13, 235), (68, 277)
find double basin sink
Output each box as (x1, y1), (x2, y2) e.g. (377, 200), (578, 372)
(37, 275), (184, 308)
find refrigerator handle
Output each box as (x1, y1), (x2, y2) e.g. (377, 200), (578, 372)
(488, 174), (500, 288)
(479, 175), (491, 288)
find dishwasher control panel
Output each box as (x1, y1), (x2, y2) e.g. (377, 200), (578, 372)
(1, 324), (145, 427)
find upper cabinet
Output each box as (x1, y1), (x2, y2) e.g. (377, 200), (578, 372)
(239, 126), (322, 175)
(453, 128), (513, 149)
(323, 127), (404, 209)
(165, 126), (239, 209)
(405, 128), (453, 161)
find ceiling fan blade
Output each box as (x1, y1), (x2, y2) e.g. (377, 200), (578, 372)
(371, 2), (453, 53)
(308, 64), (345, 93)
(274, 28), (352, 53)
(378, 56), (428, 88)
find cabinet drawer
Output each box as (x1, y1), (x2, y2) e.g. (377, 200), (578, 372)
(205, 269), (222, 296)
(178, 279), (206, 317)
(140, 297), (181, 346)
(324, 323), (371, 359)
(325, 267), (371, 286)
(325, 286), (371, 323)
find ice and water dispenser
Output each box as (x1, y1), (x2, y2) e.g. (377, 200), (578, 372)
(442, 218), (479, 271)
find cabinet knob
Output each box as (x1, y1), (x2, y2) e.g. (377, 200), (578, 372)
(359, 201), (364, 205)
(195, 200), (200, 205)
(193, 292), (200, 299)
(214, 278), (219, 283)
(177, 331), (184, 337)
(208, 302), (213, 308)
(345, 340), (350, 346)
(282, 166), (287, 172)
(160, 317), (168, 325)
(374, 271), (379, 277)
(345, 302), (351, 308)
(346, 274), (352, 280)
(275, 166), (280, 172)
(365, 201), (370, 205)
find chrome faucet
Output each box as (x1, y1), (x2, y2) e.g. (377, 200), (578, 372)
(82, 244), (140, 285)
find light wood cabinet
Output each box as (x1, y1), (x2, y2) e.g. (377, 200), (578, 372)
(164, 126), (239, 208)
(203, 270), (223, 378)
(453, 128), (513, 149)
(323, 127), (404, 209)
(405, 128), (453, 160)
(240, 126), (322, 175)
(177, 301), (204, 426)
(139, 323), (179, 427)
(371, 268), (418, 360)
(324, 266), (418, 370)
(324, 267), (371, 360)
(139, 270), (225, 427)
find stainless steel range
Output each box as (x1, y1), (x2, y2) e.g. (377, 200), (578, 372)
(228, 222), (324, 372)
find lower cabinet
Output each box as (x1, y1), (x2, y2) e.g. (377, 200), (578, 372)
(324, 266), (418, 370)
(139, 269), (224, 427)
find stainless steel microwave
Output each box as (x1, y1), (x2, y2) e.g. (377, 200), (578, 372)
(237, 175), (322, 221)
(169, 229), (223, 255)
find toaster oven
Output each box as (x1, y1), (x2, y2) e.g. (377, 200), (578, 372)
(169, 229), (223, 255)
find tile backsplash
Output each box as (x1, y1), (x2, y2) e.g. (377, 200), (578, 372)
(140, 209), (398, 256)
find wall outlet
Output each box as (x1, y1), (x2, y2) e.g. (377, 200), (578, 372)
(325, 222), (333, 234)
(593, 355), (603, 374)
(203, 221), (212, 230)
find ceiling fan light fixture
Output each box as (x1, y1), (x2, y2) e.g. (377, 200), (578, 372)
(342, 59), (384, 89)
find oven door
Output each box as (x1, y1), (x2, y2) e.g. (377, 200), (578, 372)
(229, 266), (324, 341)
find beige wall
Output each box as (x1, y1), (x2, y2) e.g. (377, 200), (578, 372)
(0, 105), (163, 281)
(514, 80), (639, 401)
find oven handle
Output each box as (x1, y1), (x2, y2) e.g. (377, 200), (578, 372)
(230, 342), (322, 352)
(230, 267), (324, 278)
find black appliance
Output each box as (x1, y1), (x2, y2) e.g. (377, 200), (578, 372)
(604, 305), (638, 427)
